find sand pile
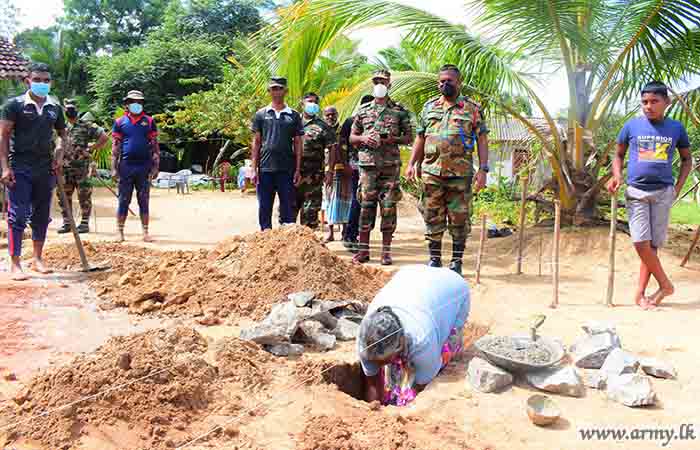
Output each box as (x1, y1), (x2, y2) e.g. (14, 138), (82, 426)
(1, 327), (272, 450)
(41, 226), (391, 321)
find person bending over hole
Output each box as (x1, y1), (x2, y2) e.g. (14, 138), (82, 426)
(357, 265), (470, 406)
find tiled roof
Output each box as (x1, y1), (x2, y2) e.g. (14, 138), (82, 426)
(488, 117), (568, 144)
(0, 37), (28, 80)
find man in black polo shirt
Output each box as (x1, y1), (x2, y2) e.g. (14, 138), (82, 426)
(251, 77), (304, 230)
(0, 63), (67, 280)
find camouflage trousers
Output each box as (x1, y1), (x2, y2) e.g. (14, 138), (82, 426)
(57, 166), (92, 224)
(358, 164), (402, 233)
(418, 173), (472, 243)
(293, 172), (323, 229)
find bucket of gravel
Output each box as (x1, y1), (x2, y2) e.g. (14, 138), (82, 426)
(475, 335), (565, 373)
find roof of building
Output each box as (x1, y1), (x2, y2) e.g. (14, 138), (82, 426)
(0, 37), (29, 80)
(488, 117), (568, 144)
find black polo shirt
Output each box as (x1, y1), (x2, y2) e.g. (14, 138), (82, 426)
(251, 105), (304, 172)
(0, 92), (66, 173)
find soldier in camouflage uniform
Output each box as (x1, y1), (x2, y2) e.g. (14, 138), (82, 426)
(57, 99), (108, 233)
(350, 70), (413, 265)
(292, 92), (336, 229)
(406, 64), (490, 275)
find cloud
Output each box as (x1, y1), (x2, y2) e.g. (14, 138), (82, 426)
(13, 0), (64, 32)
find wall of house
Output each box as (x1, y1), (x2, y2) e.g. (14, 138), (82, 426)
(484, 143), (551, 189)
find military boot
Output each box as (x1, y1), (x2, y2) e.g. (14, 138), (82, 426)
(448, 241), (466, 276)
(352, 231), (370, 263)
(380, 232), (393, 266)
(77, 221), (89, 234)
(57, 223), (71, 234)
(428, 239), (442, 267)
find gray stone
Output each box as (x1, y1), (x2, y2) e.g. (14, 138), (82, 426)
(298, 320), (336, 351)
(526, 365), (585, 397)
(606, 374), (656, 407)
(265, 343), (305, 357)
(571, 332), (620, 369)
(288, 291), (315, 307)
(332, 308), (364, 324)
(332, 318), (360, 341)
(239, 323), (290, 345)
(467, 357), (513, 393)
(600, 348), (639, 381)
(313, 311), (339, 330)
(582, 369), (606, 389)
(582, 321), (622, 348)
(640, 358), (677, 379)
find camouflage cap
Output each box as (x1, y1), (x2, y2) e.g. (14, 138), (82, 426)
(268, 76), (288, 88)
(372, 69), (391, 81)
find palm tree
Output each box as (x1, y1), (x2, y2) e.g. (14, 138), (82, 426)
(256, 0), (700, 223)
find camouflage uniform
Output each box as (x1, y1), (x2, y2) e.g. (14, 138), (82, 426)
(57, 117), (104, 225)
(417, 95), (487, 242)
(293, 116), (336, 228)
(352, 99), (412, 233)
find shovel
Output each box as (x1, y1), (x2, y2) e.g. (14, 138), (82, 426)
(57, 175), (111, 273)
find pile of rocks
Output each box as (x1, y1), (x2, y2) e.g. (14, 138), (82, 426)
(468, 321), (676, 408)
(239, 291), (365, 356)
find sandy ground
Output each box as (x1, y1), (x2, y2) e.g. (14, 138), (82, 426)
(1, 187), (700, 449)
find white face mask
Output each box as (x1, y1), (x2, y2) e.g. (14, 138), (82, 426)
(373, 84), (388, 99)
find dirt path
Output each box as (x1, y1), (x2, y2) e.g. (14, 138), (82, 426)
(1, 189), (699, 449)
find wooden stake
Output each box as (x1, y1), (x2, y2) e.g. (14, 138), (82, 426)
(538, 232), (543, 277)
(516, 173), (529, 275)
(475, 213), (487, 284)
(550, 200), (561, 308)
(680, 225), (700, 267)
(605, 195), (618, 307)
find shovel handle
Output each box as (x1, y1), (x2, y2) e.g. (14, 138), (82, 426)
(57, 175), (91, 271)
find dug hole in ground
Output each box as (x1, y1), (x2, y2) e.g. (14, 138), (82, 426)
(1, 189), (699, 450)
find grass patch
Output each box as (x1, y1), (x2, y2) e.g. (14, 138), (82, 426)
(671, 201), (700, 226)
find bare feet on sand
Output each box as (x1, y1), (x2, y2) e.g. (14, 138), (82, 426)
(649, 283), (674, 307)
(10, 263), (29, 281)
(143, 233), (153, 243)
(640, 296), (657, 310)
(634, 291), (646, 307)
(30, 259), (53, 275)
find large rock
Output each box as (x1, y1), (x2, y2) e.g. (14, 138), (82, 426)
(582, 321), (622, 348)
(265, 343), (305, 357)
(298, 320), (336, 351)
(332, 318), (360, 341)
(600, 348), (639, 381)
(467, 357), (513, 393)
(640, 358), (677, 379)
(571, 332), (620, 369)
(240, 301), (310, 345)
(526, 365), (585, 397)
(288, 291), (315, 307)
(606, 374), (656, 407)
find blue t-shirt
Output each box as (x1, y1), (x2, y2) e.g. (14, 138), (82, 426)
(617, 117), (690, 191)
(112, 113), (158, 165)
(358, 265), (470, 385)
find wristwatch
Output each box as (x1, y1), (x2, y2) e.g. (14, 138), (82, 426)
(479, 165), (490, 173)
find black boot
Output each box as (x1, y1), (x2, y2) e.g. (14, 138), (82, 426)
(77, 221), (89, 234)
(427, 240), (442, 267)
(57, 223), (71, 234)
(449, 241), (465, 275)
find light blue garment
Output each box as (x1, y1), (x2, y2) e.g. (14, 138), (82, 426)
(358, 265), (470, 385)
(30, 82), (50, 97)
(128, 103), (144, 115)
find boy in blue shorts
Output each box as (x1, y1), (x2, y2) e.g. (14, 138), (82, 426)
(608, 81), (693, 309)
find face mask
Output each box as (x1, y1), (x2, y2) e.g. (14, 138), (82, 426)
(304, 102), (320, 115)
(373, 84), (388, 99)
(440, 82), (458, 98)
(128, 103), (143, 115)
(66, 109), (78, 119)
(30, 82), (50, 98)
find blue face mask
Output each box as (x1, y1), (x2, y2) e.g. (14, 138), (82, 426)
(304, 102), (320, 115)
(128, 103), (143, 115)
(30, 82), (50, 98)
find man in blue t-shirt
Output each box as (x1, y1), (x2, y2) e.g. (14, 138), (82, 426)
(111, 90), (160, 242)
(608, 81), (692, 309)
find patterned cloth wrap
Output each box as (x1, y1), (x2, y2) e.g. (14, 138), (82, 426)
(379, 325), (465, 406)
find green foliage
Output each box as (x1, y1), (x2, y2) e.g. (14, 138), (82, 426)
(472, 175), (533, 225)
(63, 0), (170, 54)
(171, 66), (259, 144)
(671, 201), (700, 226)
(89, 36), (226, 116)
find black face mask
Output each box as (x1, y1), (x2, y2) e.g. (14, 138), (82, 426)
(66, 108), (78, 119)
(439, 82), (458, 98)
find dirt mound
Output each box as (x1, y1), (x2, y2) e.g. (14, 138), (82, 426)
(2, 327), (220, 450)
(298, 413), (484, 450)
(214, 337), (273, 389)
(41, 226), (391, 321)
